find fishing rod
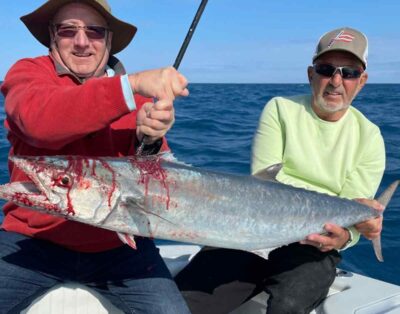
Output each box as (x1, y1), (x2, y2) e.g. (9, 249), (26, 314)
(136, 0), (208, 155)
(173, 0), (208, 69)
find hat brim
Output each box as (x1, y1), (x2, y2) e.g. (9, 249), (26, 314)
(313, 48), (367, 69)
(20, 0), (137, 54)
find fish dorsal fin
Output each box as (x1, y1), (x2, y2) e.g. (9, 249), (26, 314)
(377, 180), (399, 208)
(253, 163), (282, 181)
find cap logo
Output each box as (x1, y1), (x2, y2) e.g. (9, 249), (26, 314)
(327, 30), (355, 48)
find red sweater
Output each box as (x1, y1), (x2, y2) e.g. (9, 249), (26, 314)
(0, 55), (167, 252)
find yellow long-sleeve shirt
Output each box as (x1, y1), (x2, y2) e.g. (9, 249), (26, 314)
(251, 95), (385, 248)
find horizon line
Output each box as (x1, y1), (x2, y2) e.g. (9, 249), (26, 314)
(0, 81), (399, 85)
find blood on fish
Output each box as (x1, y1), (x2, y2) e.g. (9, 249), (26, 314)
(168, 230), (200, 240)
(26, 158), (77, 215)
(151, 195), (177, 209)
(130, 156), (171, 209)
(84, 158), (90, 169)
(123, 234), (137, 249)
(64, 156), (87, 215)
(78, 180), (91, 190)
(91, 159), (97, 177)
(12, 192), (59, 212)
(99, 159), (117, 208)
(70, 157), (117, 209)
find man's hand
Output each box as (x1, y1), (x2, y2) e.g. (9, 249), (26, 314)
(128, 67), (189, 101)
(300, 199), (384, 251)
(354, 198), (384, 240)
(300, 223), (351, 252)
(131, 67), (187, 144)
(136, 99), (175, 144)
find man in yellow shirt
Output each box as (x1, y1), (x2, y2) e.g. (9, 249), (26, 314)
(176, 27), (385, 314)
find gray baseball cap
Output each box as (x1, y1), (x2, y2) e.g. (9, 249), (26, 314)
(312, 27), (368, 69)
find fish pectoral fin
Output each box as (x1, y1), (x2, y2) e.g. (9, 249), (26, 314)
(117, 232), (137, 249)
(125, 196), (145, 208)
(125, 197), (177, 226)
(253, 163), (282, 181)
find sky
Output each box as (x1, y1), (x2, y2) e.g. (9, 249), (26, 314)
(1, 0), (399, 83)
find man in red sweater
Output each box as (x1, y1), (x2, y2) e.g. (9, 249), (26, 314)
(0, 0), (190, 313)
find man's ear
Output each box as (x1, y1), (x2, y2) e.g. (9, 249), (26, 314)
(307, 66), (314, 83)
(107, 31), (113, 51)
(48, 25), (56, 50)
(360, 71), (368, 85)
(358, 72), (368, 92)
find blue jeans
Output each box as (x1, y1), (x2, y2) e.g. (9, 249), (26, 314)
(0, 230), (190, 314)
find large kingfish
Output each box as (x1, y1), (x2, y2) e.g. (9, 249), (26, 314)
(0, 154), (397, 261)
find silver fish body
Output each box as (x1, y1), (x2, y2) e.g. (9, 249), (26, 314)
(0, 155), (396, 256)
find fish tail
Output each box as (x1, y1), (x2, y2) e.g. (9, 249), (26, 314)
(372, 180), (399, 262)
(377, 180), (399, 208)
(372, 237), (383, 262)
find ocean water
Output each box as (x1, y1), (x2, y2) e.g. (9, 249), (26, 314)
(0, 83), (399, 285)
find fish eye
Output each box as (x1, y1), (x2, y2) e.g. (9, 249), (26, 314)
(61, 176), (70, 185)
(55, 174), (73, 188)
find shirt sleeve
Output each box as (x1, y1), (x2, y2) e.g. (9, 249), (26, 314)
(120, 74), (137, 111)
(251, 98), (285, 175)
(1, 58), (132, 150)
(339, 130), (386, 199)
(338, 127), (385, 249)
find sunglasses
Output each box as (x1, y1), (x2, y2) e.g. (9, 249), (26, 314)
(313, 63), (364, 79)
(53, 24), (109, 40)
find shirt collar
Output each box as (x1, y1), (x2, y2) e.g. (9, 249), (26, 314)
(50, 55), (126, 83)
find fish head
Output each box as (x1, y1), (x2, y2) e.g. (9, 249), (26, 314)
(2, 155), (121, 222)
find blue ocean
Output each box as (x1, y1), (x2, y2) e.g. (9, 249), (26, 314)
(0, 83), (399, 285)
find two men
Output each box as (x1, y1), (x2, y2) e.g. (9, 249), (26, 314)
(0, 1), (386, 312)
(0, 0), (190, 313)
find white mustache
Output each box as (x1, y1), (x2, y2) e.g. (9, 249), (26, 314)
(325, 88), (344, 95)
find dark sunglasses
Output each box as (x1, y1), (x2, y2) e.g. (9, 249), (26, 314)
(313, 63), (364, 79)
(53, 24), (109, 40)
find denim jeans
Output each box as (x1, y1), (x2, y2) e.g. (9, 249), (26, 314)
(0, 230), (190, 314)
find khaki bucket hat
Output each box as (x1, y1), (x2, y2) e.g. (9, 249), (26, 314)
(313, 27), (368, 69)
(20, 0), (137, 54)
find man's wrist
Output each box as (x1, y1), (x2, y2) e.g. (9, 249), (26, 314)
(339, 227), (354, 251)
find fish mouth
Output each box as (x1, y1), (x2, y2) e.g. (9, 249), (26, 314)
(0, 181), (61, 212)
(0, 156), (62, 211)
